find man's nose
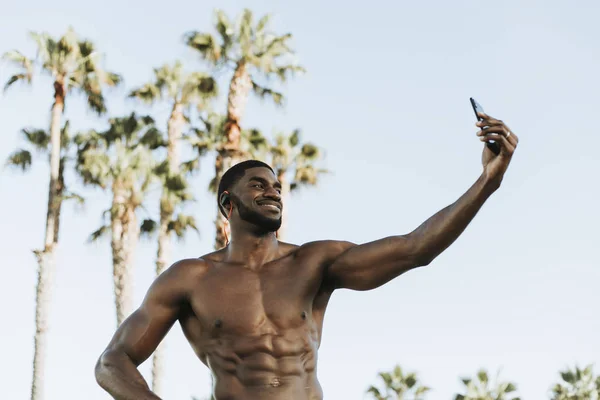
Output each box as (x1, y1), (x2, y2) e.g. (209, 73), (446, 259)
(265, 187), (281, 200)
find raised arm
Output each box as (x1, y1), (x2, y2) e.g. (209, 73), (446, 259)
(327, 113), (519, 291)
(95, 259), (198, 400)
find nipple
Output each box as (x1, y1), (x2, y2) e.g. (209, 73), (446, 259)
(270, 377), (281, 387)
(214, 319), (223, 328)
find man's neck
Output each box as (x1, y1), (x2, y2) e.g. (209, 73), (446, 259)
(225, 229), (279, 269)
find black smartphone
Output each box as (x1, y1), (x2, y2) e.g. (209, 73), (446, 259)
(470, 97), (500, 155)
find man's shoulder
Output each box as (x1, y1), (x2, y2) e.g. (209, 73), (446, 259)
(154, 257), (211, 291)
(296, 239), (357, 261)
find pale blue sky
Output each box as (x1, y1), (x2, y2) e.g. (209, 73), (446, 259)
(1, 0), (599, 399)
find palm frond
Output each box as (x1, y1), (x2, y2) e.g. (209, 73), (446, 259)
(215, 9), (234, 52)
(182, 72), (218, 105)
(415, 385), (431, 395)
(300, 143), (319, 159)
(106, 72), (122, 86)
(181, 158), (200, 174)
(243, 128), (268, 157)
(4, 74), (31, 91)
(288, 129), (300, 147)
(185, 32), (223, 65)
(60, 121), (71, 149)
(85, 90), (106, 114)
(5, 149), (33, 171)
(168, 214), (199, 238)
(129, 82), (161, 104)
(139, 126), (165, 149)
(273, 64), (305, 82)
(208, 176), (218, 193)
(477, 369), (489, 385)
(140, 219), (158, 237)
(251, 81), (284, 106)
(255, 14), (272, 36)
(238, 9), (254, 57)
(61, 191), (85, 206)
(2, 50), (34, 91)
(405, 374), (417, 389)
(164, 173), (188, 193)
(28, 31), (53, 67)
(257, 33), (293, 58)
(88, 225), (109, 242)
(22, 128), (50, 150)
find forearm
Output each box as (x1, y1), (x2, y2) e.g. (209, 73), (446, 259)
(409, 173), (498, 264)
(95, 350), (161, 400)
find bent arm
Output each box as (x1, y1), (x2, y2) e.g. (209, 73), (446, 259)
(328, 174), (497, 290)
(95, 313), (164, 400)
(95, 261), (194, 399)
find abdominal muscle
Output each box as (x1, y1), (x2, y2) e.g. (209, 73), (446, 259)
(200, 331), (323, 400)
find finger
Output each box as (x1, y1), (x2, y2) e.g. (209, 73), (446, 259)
(476, 125), (509, 137)
(476, 112), (504, 126)
(476, 112), (502, 125)
(479, 133), (515, 155)
(506, 130), (519, 147)
(476, 119), (504, 129)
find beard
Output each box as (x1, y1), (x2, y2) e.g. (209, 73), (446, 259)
(232, 194), (282, 233)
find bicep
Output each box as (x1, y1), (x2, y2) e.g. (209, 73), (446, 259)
(326, 235), (422, 291)
(104, 268), (187, 365)
(106, 302), (178, 366)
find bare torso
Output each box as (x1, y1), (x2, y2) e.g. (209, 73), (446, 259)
(178, 242), (334, 400)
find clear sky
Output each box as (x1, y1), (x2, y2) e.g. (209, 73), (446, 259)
(1, 0), (599, 399)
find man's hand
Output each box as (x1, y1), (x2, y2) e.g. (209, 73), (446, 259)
(476, 112), (519, 187)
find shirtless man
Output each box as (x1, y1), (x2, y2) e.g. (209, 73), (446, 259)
(95, 112), (519, 399)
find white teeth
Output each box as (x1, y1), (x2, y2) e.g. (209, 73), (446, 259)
(260, 204), (280, 210)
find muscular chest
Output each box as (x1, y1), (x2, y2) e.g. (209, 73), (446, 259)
(190, 259), (323, 335)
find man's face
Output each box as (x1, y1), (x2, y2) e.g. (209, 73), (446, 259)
(231, 167), (283, 232)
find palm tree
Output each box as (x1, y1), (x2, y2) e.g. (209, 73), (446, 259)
(185, 8), (305, 249)
(366, 364), (431, 400)
(75, 113), (159, 326)
(5, 121), (84, 246)
(267, 129), (327, 240)
(454, 369), (520, 400)
(5, 121), (84, 205)
(2, 28), (120, 400)
(129, 61), (216, 396)
(550, 364), (600, 400)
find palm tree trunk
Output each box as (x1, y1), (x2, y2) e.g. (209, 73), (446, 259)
(276, 169), (290, 240)
(110, 184), (138, 326)
(155, 102), (183, 287)
(214, 62), (253, 249)
(225, 62), (252, 149)
(30, 81), (65, 400)
(151, 102), (184, 395)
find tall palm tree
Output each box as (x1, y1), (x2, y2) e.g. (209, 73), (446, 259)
(267, 129), (327, 240)
(129, 61), (216, 396)
(454, 369), (521, 400)
(550, 364), (600, 400)
(185, 8), (305, 249)
(5, 122), (84, 237)
(75, 113), (158, 326)
(366, 364), (431, 400)
(2, 28), (120, 400)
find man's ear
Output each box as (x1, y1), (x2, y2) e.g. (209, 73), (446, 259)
(220, 191), (230, 207)
(220, 190), (233, 218)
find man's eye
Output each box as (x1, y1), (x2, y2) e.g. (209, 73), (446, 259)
(253, 184), (263, 188)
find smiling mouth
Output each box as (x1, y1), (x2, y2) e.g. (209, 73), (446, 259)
(257, 202), (281, 211)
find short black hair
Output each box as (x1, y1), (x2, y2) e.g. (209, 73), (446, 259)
(217, 160), (275, 217)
